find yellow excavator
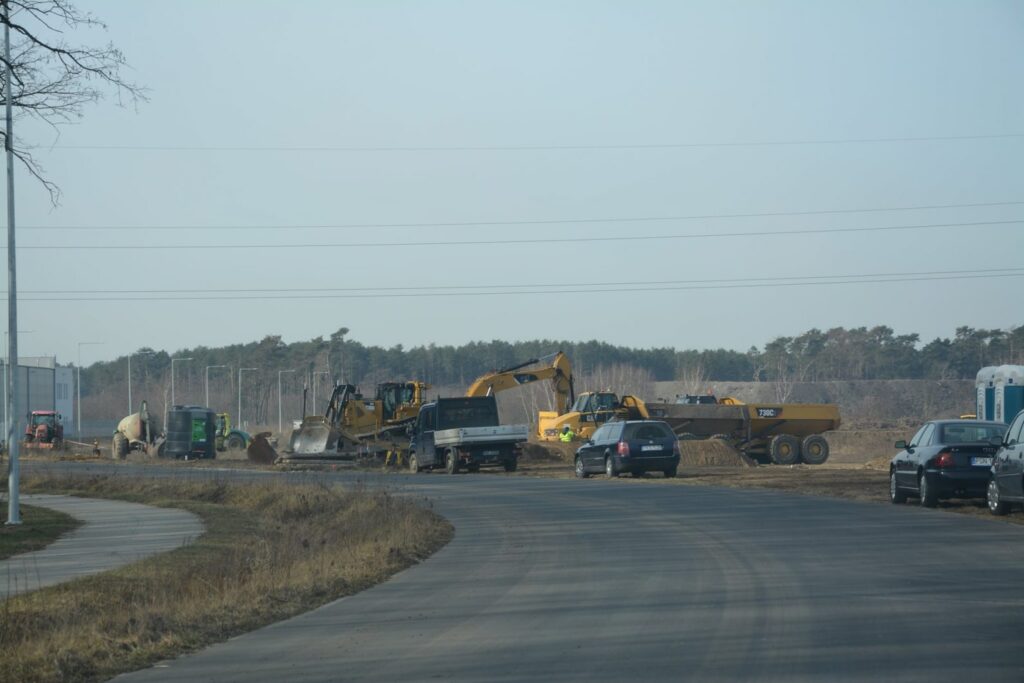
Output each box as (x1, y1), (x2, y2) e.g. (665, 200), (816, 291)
(465, 351), (575, 413)
(537, 391), (649, 441)
(465, 352), (648, 442)
(288, 380), (429, 459)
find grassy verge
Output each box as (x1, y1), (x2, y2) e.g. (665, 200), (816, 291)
(0, 504), (83, 560)
(0, 473), (453, 683)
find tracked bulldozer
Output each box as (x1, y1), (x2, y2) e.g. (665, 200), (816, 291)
(286, 380), (429, 461)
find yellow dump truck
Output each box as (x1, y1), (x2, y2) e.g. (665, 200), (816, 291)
(643, 395), (841, 465)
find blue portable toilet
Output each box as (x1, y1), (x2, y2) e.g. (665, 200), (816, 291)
(994, 365), (1024, 425)
(976, 367), (998, 421)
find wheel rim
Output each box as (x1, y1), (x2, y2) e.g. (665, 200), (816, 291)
(890, 473), (897, 499)
(605, 458), (612, 476)
(575, 459), (583, 476)
(988, 480), (999, 511)
(920, 476), (928, 501)
(410, 455), (418, 472)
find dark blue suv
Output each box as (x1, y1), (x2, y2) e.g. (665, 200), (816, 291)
(574, 420), (681, 479)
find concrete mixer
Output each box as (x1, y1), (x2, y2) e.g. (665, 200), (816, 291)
(112, 400), (165, 459)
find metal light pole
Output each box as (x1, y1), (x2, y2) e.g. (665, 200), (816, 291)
(277, 369), (295, 434)
(205, 364), (228, 408)
(4, 2), (19, 524)
(76, 341), (103, 437)
(238, 367), (257, 429)
(170, 357), (193, 407)
(312, 370), (330, 414)
(127, 350), (153, 415)
(3, 329), (30, 449)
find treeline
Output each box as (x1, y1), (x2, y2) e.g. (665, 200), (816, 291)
(80, 325), (1022, 413)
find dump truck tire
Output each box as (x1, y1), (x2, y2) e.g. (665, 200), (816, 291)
(503, 458), (517, 472)
(769, 434), (801, 465)
(112, 433), (128, 460)
(409, 452), (420, 473)
(801, 435), (829, 465)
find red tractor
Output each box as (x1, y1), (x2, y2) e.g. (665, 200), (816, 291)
(23, 410), (64, 450)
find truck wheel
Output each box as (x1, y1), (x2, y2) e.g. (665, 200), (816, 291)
(225, 434), (246, 451)
(503, 459), (517, 473)
(664, 467), (677, 479)
(801, 435), (829, 465)
(605, 456), (618, 478)
(769, 434), (801, 465)
(445, 449), (460, 474)
(409, 452), (420, 473)
(112, 433), (128, 460)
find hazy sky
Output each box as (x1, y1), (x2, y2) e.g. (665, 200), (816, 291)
(5, 0), (1023, 365)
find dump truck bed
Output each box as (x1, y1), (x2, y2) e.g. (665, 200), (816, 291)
(645, 402), (840, 439)
(434, 425), (530, 448)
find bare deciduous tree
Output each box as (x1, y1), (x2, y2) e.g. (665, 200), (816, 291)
(0, 0), (145, 202)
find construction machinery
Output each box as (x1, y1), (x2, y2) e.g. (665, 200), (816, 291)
(214, 412), (250, 451)
(537, 391), (648, 442)
(112, 400), (165, 459)
(286, 380), (429, 461)
(644, 394), (841, 465)
(465, 352), (575, 414)
(22, 410), (64, 450)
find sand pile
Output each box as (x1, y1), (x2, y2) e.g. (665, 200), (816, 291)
(678, 439), (756, 467)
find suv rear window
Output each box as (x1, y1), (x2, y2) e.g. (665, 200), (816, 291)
(623, 422), (674, 440)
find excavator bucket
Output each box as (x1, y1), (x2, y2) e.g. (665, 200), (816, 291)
(247, 431), (279, 465)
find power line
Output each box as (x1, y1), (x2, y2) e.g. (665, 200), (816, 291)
(44, 132), (1024, 153)
(19, 200), (1024, 232)
(14, 271), (1024, 302)
(10, 267), (1023, 296)
(11, 218), (1022, 250)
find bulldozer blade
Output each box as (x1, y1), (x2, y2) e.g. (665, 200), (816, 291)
(290, 422), (341, 455)
(247, 432), (279, 465)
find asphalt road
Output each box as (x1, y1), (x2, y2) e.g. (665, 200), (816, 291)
(28, 462), (1024, 682)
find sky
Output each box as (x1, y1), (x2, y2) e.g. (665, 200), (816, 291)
(3, 0), (1023, 366)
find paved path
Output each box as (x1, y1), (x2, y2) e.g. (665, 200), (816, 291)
(2, 493), (204, 597)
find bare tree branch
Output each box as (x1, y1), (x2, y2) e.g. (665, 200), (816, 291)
(0, 0), (146, 203)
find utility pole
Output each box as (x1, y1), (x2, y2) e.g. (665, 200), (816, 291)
(128, 350), (154, 415)
(170, 357), (193, 407)
(76, 341), (103, 438)
(4, 1), (19, 524)
(238, 367), (257, 429)
(277, 369), (295, 434)
(205, 364), (228, 408)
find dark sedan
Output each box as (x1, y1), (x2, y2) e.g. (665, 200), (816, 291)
(890, 419), (1006, 507)
(575, 420), (681, 479)
(987, 409), (1024, 515)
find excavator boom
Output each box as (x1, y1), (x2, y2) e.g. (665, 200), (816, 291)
(465, 351), (575, 414)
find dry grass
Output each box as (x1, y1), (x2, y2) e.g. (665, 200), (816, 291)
(0, 474), (452, 683)
(0, 504), (83, 560)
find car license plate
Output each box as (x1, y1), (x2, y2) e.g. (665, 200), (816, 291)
(482, 450), (499, 456)
(641, 445), (662, 452)
(971, 457), (993, 467)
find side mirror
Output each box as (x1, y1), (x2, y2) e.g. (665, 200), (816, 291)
(894, 440), (908, 450)
(585, 439), (594, 445)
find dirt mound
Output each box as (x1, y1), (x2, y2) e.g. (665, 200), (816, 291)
(519, 441), (576, 462)
(678, 440), (756, 467)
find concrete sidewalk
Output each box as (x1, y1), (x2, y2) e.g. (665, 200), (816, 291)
(2, 494), (204, 598)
